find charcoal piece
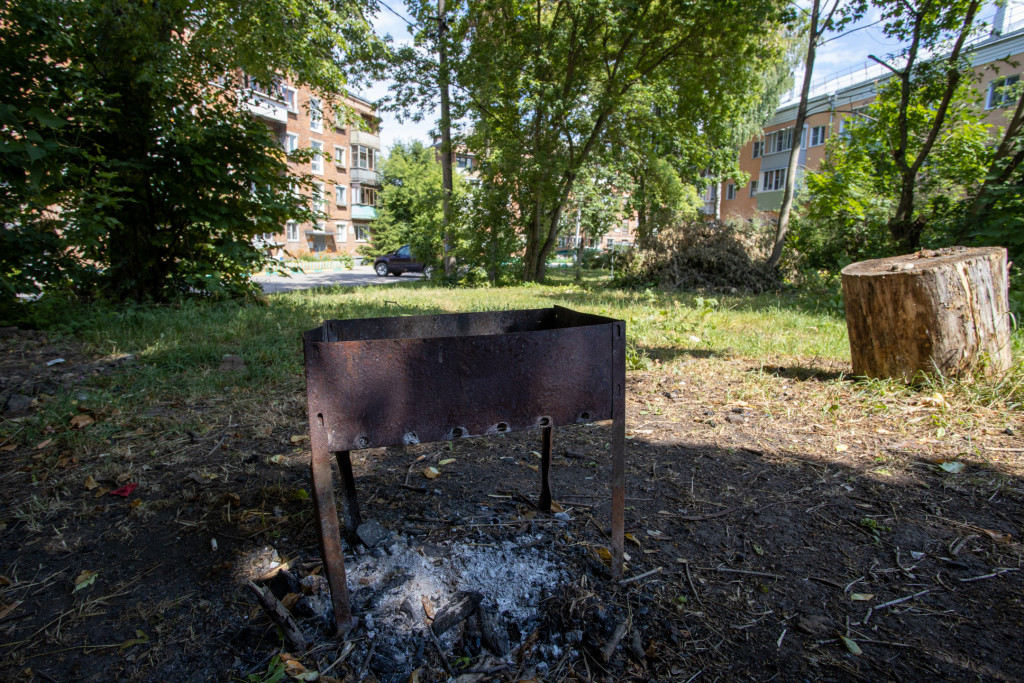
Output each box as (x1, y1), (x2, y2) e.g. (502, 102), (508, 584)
(357, 519), (390, 548)
(431, 591), (483, 636)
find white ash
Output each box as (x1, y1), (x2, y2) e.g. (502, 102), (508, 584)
(345, 534), (564, 632)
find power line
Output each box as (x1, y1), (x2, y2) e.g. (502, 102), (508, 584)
(378, 0), (419, 29)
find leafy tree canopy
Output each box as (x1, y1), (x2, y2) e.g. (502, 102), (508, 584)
(367, 140), (468, 267)
(0, 0), (381, 307)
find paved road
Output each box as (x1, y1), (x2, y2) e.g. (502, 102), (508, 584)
(256, 265), (425, 293)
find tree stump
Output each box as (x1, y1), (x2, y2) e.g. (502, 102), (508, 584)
(841, 246), (1011, 380)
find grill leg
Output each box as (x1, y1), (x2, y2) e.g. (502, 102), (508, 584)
(335, 450), (362, 540)
(611, 323), (626, 579)
(538, 426), (553, 512)
(310, 438), (355, 633)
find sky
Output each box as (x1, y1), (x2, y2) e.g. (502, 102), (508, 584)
(354, 1), (1024, 154)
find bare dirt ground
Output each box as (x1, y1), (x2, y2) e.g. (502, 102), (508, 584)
(1, 330), (1022, 682)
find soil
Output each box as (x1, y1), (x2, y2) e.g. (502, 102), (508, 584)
(1, 329), (1023, 682)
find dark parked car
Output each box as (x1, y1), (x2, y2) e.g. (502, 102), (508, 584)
(373, 245), (430, 277)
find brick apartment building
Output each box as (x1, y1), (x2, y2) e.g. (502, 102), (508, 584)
(705, 7), (1024, 221)
(241, 78), (382, 258)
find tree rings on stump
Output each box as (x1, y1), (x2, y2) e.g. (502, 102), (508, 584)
(841, 246), (1011, 380)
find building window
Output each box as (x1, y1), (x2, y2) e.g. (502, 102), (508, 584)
(764, 128), (795, 155)
(310, 97), (323, 133)
(726, 183), (736, 200)
(987, 75), (1020, 109)
(752, 140), (763, 158)
(761, 168), (786, 192)
(351, 144), (375, 170)
(749, 180), (758, 198)
(311, 140), (323, 174)
(354, 224), (369, 242)
(282, 86), (297, 112)
(334, 145), (346, 168)
(286, 220), (298, 242)
(352, 185), (377, 206)
(335, 185), (346, 206)
(336, 221), (347, 242)
(456, 154), (473, 169)
(285, 132), (298, 153)
(810, 125), (827, 147)
(313, 181), (327, 215)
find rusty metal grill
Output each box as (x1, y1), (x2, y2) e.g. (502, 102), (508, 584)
(303, 305), (626, 632)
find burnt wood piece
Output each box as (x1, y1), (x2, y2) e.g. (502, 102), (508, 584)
(303, 306), (626, 633)
(841, 247), (1011, 380)
(431, 590), (483, 636)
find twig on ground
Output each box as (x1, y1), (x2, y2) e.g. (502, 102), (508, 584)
(705, 565), (787, 580)
(320, 641), (355, 677)
(205, 435), (227, 460)
(600, 620), (628, 662)
(427, 627), (453, 677)
(670, 507), (738, 521)
(620, 566), (663, 586)
(247, 581), (306, 652)
(958, 567), (1019, 583)
(684, 561), (704, 607)
(864, 589), (931, 624)
(981, 446), (1024, 452)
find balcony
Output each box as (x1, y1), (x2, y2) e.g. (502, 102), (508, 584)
(351, 168), (381, 185)
(240, 90), (289, 124)
(351, 204), (377, 221)
(350, 129), (380, 149)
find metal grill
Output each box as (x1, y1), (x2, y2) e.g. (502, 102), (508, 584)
(303, 306), (626, 632)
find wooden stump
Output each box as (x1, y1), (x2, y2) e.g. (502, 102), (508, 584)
(841, 246), (1011, 380)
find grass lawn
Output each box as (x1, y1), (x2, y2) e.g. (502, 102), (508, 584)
(2, 274), (1023, 681)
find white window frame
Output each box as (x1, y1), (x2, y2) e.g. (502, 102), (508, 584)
(726, 183), (736, 200)
(749, 180), (758, 198)
(309, 97), (323, 133)
(761, 168), (786, 192)
(354, 224), (369, 242)
(351, 144), (374, 170)
(336, 221), (348, 242)
(282, 86), (297, 113)
(310, 140), (324, 174)
(335, 184), (346, 206)
(285, 132), (298, 153)
(286, 220), (299, 242)
(810, 125), (827, 147)
(313, 181), (327, 216)
(333, 145), (346, 169)
(987, 75), (1020, 109)
(752, 140), (763, 159)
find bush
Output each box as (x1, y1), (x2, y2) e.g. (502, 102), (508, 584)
(616, 218), (779, 292)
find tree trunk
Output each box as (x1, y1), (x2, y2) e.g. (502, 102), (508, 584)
(438, 0), (455, 277)
(770, 0), (821, 270)
(841, 246), (1011, 380)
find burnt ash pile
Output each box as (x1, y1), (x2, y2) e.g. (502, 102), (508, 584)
(248, 521), (590, 682)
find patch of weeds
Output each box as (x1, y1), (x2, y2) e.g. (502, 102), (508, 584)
(626, 340), (652, 371)
(859, 517), (892, 541)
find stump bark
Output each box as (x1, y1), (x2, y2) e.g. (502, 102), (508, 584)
(841, 246), (1011, 380)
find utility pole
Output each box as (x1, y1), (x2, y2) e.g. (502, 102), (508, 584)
(438, 0), (455, 276)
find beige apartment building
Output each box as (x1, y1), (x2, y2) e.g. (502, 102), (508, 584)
(241, 79), (382, 258)
(709, 10), (1024, 221)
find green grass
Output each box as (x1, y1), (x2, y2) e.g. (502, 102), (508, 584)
(14, 272), (1024, 435)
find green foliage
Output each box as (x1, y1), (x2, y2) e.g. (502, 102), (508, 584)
(367, 141), (469, 269)
(0, 0), (378, 305)
(791, 76), (990, 271)
(460, 0), (797, 282)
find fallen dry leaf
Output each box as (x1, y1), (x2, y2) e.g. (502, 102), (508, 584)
(69, 414), (95, 429)
(423, 466), (440, 479)
(0, 443), (16, 452)
(289, 434), (309, 444)
(34, 438), (53, 450)
(83, 475), (98, 490)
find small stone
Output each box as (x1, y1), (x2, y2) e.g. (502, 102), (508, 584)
(1004, 426), (1016, 436)
(725, 414), (745, 425)
(356, 519), (390, 548)
(2, 393), (34, 417)
(553, 512), (570, 522)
